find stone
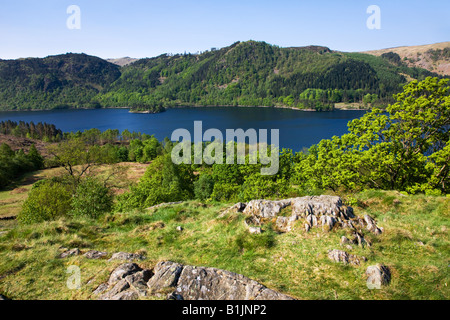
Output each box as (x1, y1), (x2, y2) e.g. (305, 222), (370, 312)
(305, 223), (310, 232)
(100, 279), (130, 299)
(364, 214), (382, 235)
(275, 216), (291, 232)
(84, 250), (108, 259)
(59, 248), (80, 258)
(327, 249), (367, 266)
(169, 263), (294, 300)
(366, 264), (391, 289)
(108, 263), (142, 286)
(125, 269), (153, 296)
(176, 226), (183, 232)
(92, 283), (108, 296)
(248, 226), (262, 234)
(340, 236), (350, 245)
(0, 294), (10, 300)
(243, 199), (291, 218)
(109, 290), (139, 300)
(147, 261), (184, 292)
(108, 252), (146, 262)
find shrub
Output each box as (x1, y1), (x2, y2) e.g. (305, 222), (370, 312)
(18, 180), (72, 224)
(70, 177), (113, 219)
(194, 174), (215, 200)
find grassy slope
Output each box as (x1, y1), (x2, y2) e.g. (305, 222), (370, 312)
(0, 184), (448, 300)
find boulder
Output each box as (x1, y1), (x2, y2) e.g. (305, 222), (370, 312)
(59, 248), (80, 258)
(161, 262), (294, 300)
(84, 250), (108, 260)
(147, 261), (184, 292)
(95, 260), (294, 300)
(108, 252), (146, 262)
(108, 263), (142, 285)
(366, 264), (391, 289)
(364, 215), (383, 234)
(327, 249), (367, 266)
(243, 199), (291, 218)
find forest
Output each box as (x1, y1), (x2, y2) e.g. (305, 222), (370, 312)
(0, 41), (439, 112)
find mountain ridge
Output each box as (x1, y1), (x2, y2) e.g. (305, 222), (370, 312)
(0, 40), (444, 112)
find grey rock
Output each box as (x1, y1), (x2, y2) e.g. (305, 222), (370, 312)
(176, 226), (183, 232)
(364, 214), (382, 235)
(108, 263), (142, 285)
(92, 283), (109, 296)
(275, 216), (291, 232)
(109, 290), (139, 300)
(169, 263), (294, 300)
(125, 269), (153, 296)
(100, 279), (130, 300)
(328, 249), (367, 266)
(108, 252), (146, 262)
(84, 250), (108, 259)
(248, 226), (262, 234)
(366, 264), (391, 289)
(147, 261), (184, 292)
(243, 199), (290, 218)
(340, 236), (350, 245)
(60, 248), (80, 258)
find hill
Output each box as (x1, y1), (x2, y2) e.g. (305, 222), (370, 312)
(0, 53), (121, 110)
(362, 41), (450, 76)
(0, 41), (441, 112)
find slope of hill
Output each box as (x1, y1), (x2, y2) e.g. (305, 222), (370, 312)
(0, 53), (121, 110)
(98, 41), (438, 111)
(362, 42), (450, 76)
(0, 41), (441, 112)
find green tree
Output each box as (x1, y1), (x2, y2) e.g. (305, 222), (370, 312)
(18, 180), (72, 224)
(294, 77), (450, 194)
(70, 177), (113, 218)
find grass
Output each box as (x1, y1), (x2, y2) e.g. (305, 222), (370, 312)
(0, 189), (448, 300)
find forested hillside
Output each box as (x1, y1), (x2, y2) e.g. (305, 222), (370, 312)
(0, 41), (439, 112)
(0, 53), (121, 110)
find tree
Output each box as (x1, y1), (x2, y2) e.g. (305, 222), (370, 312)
(18, 180), (72, 224)
(115, 154), (194, 211)
(294, 77), (450, 194)
(70, 177), (113, 218)
(47, 138), (101, 184)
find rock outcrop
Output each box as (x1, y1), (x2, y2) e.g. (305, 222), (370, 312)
(327, 249), (367, 266)
(227, 195), (383, 235)
(96, 261), (294, 300)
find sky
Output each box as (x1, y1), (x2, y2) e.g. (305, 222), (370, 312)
(0, 0), (449, 60)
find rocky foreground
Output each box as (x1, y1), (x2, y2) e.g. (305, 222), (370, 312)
(55, 195), (392, 300)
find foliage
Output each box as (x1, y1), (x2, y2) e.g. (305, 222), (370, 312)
(293, 77), (450, 194)
(17, 179), (72, 224)
(115, 154), (195, 211)
(70, 177), (113, 219)
(0, 142), (44, 189)
(0, 42), (440, 112)
(194, 173), (214, 200)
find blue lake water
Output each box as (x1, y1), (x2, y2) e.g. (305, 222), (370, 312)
(0, 107), (367, 151)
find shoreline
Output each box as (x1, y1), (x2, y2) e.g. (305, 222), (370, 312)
(0, 104), (370, 113)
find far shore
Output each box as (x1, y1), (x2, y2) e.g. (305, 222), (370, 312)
(0, 103), (371, 113)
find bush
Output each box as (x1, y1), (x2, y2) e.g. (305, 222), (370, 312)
(18, 180), (72, 224)
(194, 174), (214, 200)
(70, 177), (113, 219)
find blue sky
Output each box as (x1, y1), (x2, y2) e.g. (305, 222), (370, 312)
(0, 0), (449, 59)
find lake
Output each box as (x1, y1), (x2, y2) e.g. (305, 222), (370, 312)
(0, 107), (367, 151)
